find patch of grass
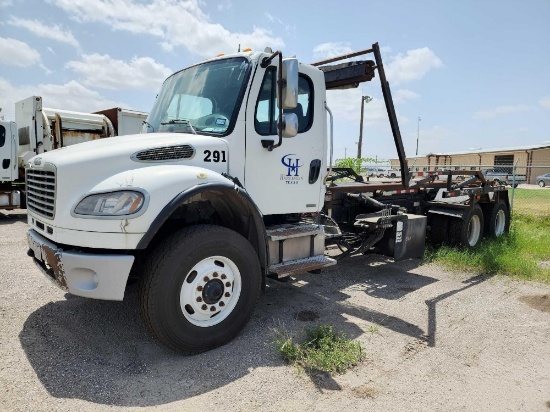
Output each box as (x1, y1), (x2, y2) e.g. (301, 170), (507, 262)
(367, 325), (379, 334)
(275, 325), (365, 374)
(425, 213), (550, 282)
(511, 189), (550, 216)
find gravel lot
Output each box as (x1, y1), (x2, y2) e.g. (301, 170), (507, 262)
(1, 210), (549, 411)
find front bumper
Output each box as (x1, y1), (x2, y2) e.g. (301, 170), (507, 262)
(27, 229), (135, 301)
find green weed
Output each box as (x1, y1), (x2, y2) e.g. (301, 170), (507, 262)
(275, 325), (365, 374)
(425, 212), (550, 282)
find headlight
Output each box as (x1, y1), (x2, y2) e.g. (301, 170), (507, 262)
(74, 191), (145, 216)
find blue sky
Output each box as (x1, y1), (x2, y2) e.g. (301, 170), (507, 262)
(1, 0), (549, 161)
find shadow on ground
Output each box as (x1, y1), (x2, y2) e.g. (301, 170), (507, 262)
(0, 210), (27, 224)
(19, 253), (491, 406)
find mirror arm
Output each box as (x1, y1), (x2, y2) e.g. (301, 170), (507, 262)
(268, 53), (284, 151)
(260, 50), (281, 68)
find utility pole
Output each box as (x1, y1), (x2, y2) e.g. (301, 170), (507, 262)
(416, 116), (421, 156)
(357, 95), (372, 158)
(344, 147), (347, 158)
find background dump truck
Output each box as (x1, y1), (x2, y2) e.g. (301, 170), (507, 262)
(0, 96), (147, 210)
(25, 43), (511, 354)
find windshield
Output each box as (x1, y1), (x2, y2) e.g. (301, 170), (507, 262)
(145, 57), (251, 135)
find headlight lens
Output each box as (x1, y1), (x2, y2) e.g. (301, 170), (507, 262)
(74, 191), (145, 216)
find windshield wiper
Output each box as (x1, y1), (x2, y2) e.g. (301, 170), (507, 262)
(142, 120), (155, 132)
(160, 119), (197, 134)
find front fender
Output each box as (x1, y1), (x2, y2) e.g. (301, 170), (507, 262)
(135, 181), (269, 278)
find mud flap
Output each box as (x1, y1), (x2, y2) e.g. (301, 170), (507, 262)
(374, 214), (427, 261)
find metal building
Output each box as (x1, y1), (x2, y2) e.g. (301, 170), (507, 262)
(390, 144), (550, 184)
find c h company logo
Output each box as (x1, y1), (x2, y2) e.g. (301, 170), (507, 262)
(281, 154), (303, 184)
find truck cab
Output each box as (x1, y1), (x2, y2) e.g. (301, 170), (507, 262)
(0, 119), (20, 208)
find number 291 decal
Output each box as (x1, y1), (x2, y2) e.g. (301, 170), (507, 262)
(203, 150), (227, 163)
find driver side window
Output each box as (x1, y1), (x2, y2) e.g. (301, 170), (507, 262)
(254, 69), (313, 135)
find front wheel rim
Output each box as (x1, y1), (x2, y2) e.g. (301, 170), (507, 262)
(467, 215), (481, 246)
(179, 256), (242, 327)
(494, 209), (506, 236)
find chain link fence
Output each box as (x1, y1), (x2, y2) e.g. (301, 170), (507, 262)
(509, 160), (550, 217)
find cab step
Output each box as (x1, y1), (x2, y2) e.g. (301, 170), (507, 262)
(266, 223), (323, 241)
(269, 255), (336, 278)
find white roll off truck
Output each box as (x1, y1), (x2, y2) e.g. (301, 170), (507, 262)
(25, 43), (510, 353)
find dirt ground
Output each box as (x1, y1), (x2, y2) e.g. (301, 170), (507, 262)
(1, 210), (549, 412)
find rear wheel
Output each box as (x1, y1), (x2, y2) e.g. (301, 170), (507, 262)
(482, 200), (510, 237)
(139, 225), (261, 354)
(429, 214), (449, 245)
(449, 205), (484, 248)
(539, 180), (546, 187)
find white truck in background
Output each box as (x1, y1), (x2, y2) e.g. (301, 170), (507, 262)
(0, 96), (147, 210)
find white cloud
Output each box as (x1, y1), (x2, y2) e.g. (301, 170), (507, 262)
(51, 0), (284, 56)
(0, 37), (40, 67)
(217, 0), (232, 11)
(0, 77), (127, 120)
(409, 125), (458, 155)
(472, 104), (530, 120)
(8, 17), (79, 48)
(0, 0), (13, 7)
(312, 42), (353, 60)
(326, 87), (407, 128)
(66, 54), (172, 90)
(264, 12), (276, 23)
(394, 89), (420, 104)
(386, 47), (443, 85)
(263, 12), (295, 38)
(539, 96), (550, 109)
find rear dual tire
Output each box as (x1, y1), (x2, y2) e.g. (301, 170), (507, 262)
(482, 200), (510, 238)
(430, 205), (484, 248)
(430, 201), (510, 248)
(448, 205), (484, 248)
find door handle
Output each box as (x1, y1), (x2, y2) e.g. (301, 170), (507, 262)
(309, 159), (321, 184)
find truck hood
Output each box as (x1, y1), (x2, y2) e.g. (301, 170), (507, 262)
(31, 132), (225, 168)
(26, 132), (230, 225)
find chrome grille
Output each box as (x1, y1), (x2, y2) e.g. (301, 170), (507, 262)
(132, 145), (195, 162)
(26, 169), (56, 219)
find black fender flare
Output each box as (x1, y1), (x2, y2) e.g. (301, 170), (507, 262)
(136, 182), (269, 277)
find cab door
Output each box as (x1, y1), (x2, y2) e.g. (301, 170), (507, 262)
(0, 121), (17, 181)
(244, 63), (326, 216)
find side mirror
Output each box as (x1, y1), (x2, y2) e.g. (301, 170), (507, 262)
(280, 113), (298, 138)
(278, 58), (299, 109)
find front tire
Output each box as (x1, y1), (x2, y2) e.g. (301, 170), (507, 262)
(139, 225), (261, 354)
(539, 180), (546, 187)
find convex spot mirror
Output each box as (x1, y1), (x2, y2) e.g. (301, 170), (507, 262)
(280, 113), (298, 138)
(277, 58), (299, 110)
